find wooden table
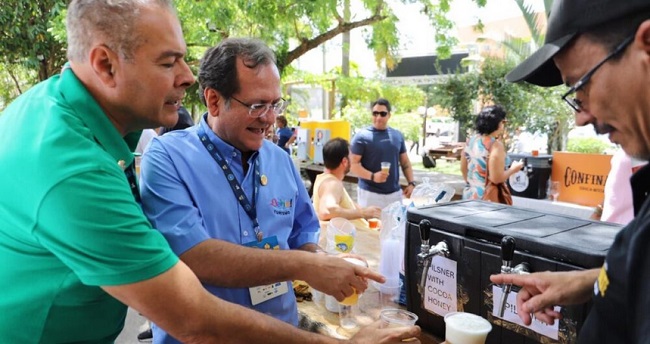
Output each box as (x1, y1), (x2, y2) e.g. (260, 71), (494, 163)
(297, 224), (444, 343)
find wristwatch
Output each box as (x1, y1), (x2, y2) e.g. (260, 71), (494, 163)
(370, 172), (375, 182)
(408, 181), (416, 187)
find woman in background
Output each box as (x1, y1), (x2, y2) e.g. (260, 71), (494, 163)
(275, 115), (296, 154)
(461, 105), (524, 201)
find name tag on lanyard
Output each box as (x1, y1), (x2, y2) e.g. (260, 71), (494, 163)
(244, 236), (288, 305)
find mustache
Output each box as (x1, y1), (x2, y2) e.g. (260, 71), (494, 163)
(593, 123), (615, 135)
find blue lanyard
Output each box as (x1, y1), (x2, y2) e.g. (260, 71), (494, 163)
(197, 126), (263, 241)
(123, 161), (141, 204)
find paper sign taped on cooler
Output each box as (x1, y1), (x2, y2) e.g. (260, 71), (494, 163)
(492, 286), (560, 340)
(423, 255), (457, 316)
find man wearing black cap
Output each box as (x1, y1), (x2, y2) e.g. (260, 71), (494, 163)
(490, 0), (650, 342)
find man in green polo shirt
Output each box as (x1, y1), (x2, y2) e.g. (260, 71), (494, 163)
(0, 1), (421, 343)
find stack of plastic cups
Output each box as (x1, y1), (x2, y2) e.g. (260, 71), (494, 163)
(378, 236), (401, 288)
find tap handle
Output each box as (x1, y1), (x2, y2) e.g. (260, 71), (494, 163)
(501, 236), (516, 262)
(419, 219), (432, 242)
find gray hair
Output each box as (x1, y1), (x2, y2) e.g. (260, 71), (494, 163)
(198, 38), (276, 106)
(66, 0), (176, 62)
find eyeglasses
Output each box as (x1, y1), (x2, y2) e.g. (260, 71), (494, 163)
(230, 95), (287, 118)
(562, 35), (634, 112)
(372, 111), (388, 117)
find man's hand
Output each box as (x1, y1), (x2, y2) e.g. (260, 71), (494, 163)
(374, 170), (389, 183)
(490, 269), (598, 325)
(302, 255), (385, 301)
(349, 320), (421, 344)
(403, 184), (415, 198)
(360, 206), (382, 219)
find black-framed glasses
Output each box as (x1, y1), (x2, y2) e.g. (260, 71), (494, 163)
(230, 96), (287, 118)
(562, 35), (634, 112)
(372, 111), (388, 117)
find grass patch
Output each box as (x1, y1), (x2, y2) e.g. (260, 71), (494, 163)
(412, 157), (462, 175)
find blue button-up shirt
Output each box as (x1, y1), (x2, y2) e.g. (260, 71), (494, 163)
(140, 117), (320, 344)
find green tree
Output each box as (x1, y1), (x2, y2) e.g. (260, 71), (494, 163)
(429, 69), (478, 135)
(433, 0), (574, 154)
(1, 0), (488, 110)
(566, 137), (612, 154)
(175, 0), (486, 74)
(336, 75), (425, 134)
(0, 1), (68, 82)
(500, 0), (573, 153)
(431, 56), (572, 152)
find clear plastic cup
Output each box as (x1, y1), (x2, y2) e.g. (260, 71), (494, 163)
(339, 258), (368, 329)
(374, 280), (403, 310)
(380, 308), (418, 328)
(381, 161), (391, 174)
(444, 312), (492, 344)
(327, 217), (355, 253)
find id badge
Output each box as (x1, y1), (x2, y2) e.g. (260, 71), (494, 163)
(244, 236), (288, 305)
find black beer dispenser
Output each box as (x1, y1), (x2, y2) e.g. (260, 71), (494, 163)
(507, 153), (552, 199)
(405, 200), (621, 343)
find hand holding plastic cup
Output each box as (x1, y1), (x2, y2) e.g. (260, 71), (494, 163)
(339, 257), (368, 329)
(380, 308), (418, 328)
(444, 312), (492, 344)
(381, 161), (391, 174)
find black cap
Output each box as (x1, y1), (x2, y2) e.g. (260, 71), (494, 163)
(506, 0), (650, 86)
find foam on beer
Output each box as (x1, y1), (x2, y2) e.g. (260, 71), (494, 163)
(444, 312), (492, 344)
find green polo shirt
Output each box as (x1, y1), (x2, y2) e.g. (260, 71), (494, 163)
(0, 66), (179, 343)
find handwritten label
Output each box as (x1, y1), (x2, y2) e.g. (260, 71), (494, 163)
(424, 256), (457, 316)
(492, 286), (560, 340)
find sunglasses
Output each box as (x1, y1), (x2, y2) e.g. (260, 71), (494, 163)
(372, 111), (388, 117)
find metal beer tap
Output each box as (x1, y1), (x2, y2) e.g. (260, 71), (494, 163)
(416, 219), (449, 297)
(497, 236), (530, 317)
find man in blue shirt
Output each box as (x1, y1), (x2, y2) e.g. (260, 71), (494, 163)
(140, 38), (419, 344)
(350, 98), (417, 209)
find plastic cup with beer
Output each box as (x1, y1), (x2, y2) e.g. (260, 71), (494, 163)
(380, 308), (418, 328)
(339, 257), (368, 329)
(381, 161), (391, 174)
(444, 312), (492, 344)
(327, 217), (355, 254)
(134, 153), (142, 178)
(368, 218), (380, 230)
